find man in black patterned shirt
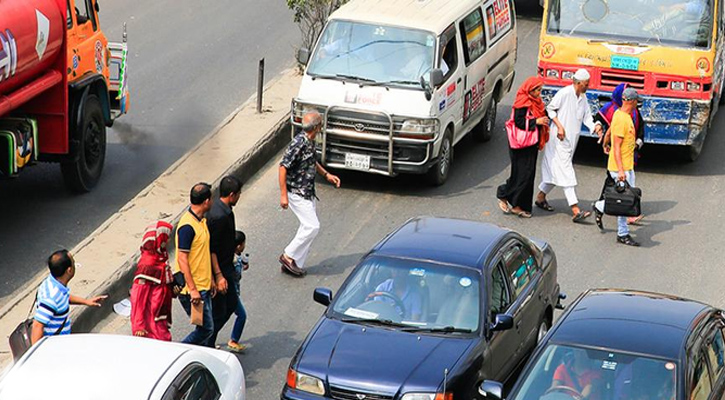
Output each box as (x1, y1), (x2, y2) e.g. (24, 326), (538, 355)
(279, 111), (340, 277)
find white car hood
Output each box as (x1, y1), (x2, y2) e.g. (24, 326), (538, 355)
(297, 75), (434, 118)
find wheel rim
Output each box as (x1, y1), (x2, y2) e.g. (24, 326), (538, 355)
(439, 136), (451, 176)
(537, 321), (549, 344)
(486, 102), (496, 132)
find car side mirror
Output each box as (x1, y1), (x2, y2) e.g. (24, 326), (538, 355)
(313, 287), (333, 307)
(479, 380), (504, 400)
(298, 48), (310, 66)
(490, 314), (514, 332)
(430, 68), (444, 87)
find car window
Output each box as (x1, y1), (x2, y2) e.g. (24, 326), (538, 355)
(66, 0), (73, 28)
(706, 328), (725, 380)
(490, 262), (511, 317)
(484, 0), (513, 44)
(692, 355), (713, 400)
(164, 365), (220, 400)
(503, 244), (531, 296)
(459, 8), (486, 64)
(439, 25), (458, 81)
(519, 246), (540, 277)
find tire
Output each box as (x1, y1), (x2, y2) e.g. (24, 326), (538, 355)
(537, 318), (551, 345)
(61, 94), (107, 192)
(427, 129), (453, 186)
(719, 79), (725, 106)
(473, 97), (497, 143)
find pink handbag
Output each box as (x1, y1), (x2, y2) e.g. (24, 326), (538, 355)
(505, 109), (539, 149)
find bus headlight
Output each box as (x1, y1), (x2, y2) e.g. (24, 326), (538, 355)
(670, 81), (685, 91)
(546, 69), (560, 79)
(687, 82), (701, 92)
(561, 70), (574, 80)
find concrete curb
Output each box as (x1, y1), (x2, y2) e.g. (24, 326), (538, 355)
(72, 117), (291, 333)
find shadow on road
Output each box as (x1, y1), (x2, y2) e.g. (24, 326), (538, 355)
(238, 330), (302, 390)
(308, 253), (364, 277)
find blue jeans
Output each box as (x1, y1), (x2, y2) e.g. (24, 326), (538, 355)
(230, 290), (247, 343)
(179, 290), (214, 347)
(595, 170), (635, 237)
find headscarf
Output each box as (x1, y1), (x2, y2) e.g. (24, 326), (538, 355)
(598, 83), (640, 131)
(513, 76), (549, 149)
(134, 220), (173, 284)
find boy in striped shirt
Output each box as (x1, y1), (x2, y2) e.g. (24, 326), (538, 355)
(31, 250), (107, 344)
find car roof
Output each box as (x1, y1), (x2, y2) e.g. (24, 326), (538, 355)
(0, 334), (196, 399)
(550, 289), (712, 359)
(330, 0), (486, 34)
(372, 217), (510, 268)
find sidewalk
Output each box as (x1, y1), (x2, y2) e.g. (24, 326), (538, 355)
(0, 68), (301, 367)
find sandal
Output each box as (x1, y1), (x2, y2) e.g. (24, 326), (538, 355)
(227, 341), (247, 353)
(572, 211), (591, 223)
(535, 200), (555, 212)
(513, 210), (532, 219)
(498, 199), (512, 215)
(627, 215), (644, 225)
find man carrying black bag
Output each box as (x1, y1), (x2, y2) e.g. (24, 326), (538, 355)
(593, 88), (641, 247)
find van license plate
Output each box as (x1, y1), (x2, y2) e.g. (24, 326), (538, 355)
(344, 153), (370, 171)
(610, 55), (639, 71)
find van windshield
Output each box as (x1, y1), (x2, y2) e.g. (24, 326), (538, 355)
(546, 0), (714, 49)
(307, 21), (436, 88)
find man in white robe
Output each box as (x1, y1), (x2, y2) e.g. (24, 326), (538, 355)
(535, 69), (602, 222)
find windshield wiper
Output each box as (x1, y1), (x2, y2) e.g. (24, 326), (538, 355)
(365, 79), (421, 88)
(402, 326), (473, 334)
(335, 74), (376, 83)
(341, 318), (409, 328)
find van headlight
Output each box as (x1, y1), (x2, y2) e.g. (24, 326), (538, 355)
(399, 119), (438, 138)
(292, 100), (323, 124)
(287, 368), (325, 395)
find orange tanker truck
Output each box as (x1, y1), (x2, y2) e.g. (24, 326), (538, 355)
(0, 0), (129, 192)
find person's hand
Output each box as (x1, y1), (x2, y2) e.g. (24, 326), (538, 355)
(190, 289), (202, 304)
(85, 295), (108, 307)
(603, 144), (610, 155)
(216, 275), (228, 294)
(618, 170), (626, 182)
(326, 173), (341, 188)
(280, 193), (289, 209)
(536, 116), (550, 125)
(133, 330), (147, 337)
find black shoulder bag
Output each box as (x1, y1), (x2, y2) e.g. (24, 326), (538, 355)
(9, 294), (67, 361)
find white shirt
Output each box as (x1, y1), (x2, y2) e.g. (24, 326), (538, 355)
(540, 85), (599, 187)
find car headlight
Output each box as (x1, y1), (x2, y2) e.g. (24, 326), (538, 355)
(401, 393), (453, 400)
(399, 119), (438, 138)
(286, 368), (325, 395)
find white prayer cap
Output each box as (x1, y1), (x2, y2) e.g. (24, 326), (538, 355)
(573, 69), (591, 81)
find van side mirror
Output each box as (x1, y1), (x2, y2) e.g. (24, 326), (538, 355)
(313, 287), (333, 307)
(479, 380), (504, 400)
(430, 68), (445, 87)
(298, 48), (311, 66)
(95, 1), (100, 12)
(490, 314), (514, 332)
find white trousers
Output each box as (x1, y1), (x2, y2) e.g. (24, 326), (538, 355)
(284, 193), (320, 269)
(538, 182), (579, 206)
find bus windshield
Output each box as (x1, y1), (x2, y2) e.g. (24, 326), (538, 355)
(307, 20), (436, 87)
(546, 0), (714, 49)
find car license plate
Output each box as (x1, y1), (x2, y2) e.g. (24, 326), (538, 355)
(344, 153), (370, 171)
(610, 55), (640, 71)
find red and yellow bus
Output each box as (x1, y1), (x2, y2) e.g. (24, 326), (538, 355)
(538, 0), (722, 160)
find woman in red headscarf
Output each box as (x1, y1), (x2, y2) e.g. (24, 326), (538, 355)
(497, 77), (551, 218)
(130, 220), (174, 341)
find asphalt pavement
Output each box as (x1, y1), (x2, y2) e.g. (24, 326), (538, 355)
(0, 0), (299, 300)
(99, 6), (725, 400)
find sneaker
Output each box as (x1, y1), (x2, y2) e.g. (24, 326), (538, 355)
(617, 235), (640, 247)
(592, 203), (604, 231)
(227, 341), (247, 353)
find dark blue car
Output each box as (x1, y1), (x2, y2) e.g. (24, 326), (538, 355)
(282, 217), (562, 400)
(481, 289), (725, 400)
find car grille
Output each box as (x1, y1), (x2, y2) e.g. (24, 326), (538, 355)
(329, 386), (394, 400)
(325, 110), (397, 136)
(600, 69), (645, 90)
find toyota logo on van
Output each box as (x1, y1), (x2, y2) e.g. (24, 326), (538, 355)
(354, 123), (365, 132)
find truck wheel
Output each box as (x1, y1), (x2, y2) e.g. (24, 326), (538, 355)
(473, 98), (497, 143)
(61, 94), (106, 192)
(427, 129), (453, 186)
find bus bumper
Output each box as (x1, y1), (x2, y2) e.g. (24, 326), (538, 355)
(541, 87), (711, 146)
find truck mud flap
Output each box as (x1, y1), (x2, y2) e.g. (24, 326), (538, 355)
(0, 118), (38, 177)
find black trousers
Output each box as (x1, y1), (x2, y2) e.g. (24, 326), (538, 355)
(497, 144), (538, 213)
(208, 277), (239, 347)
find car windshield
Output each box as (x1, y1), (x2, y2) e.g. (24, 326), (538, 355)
(330, 256), (481, 332)
(546, 0), (714, 48)
(511, 344), (677, 400)
(306, 20), (436, 87)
